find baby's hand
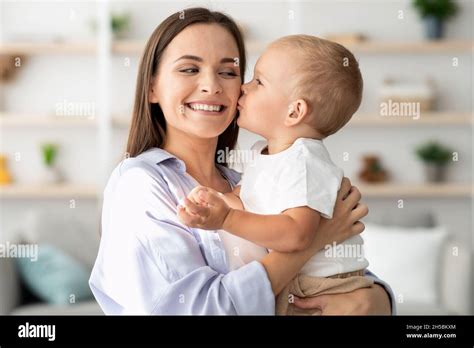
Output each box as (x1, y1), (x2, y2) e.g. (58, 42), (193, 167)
(177, 186), (231, 230)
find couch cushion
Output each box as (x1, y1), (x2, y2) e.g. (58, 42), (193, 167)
(15, 244), (94, 305)
(365, 211), (435, 228)
(20, 210), (100, 270)
(362, 223), (448, 307)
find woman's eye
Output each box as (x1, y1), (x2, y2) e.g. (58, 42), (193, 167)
(220, 71), (238, 78)
(179, 68), (199, 73)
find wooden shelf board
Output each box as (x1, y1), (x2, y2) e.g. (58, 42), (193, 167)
(358, 183), (473, 197)
(1, 40), (472, 55)
(345, 40), (473, 53)
(350, 112), (472, 126)
(0, 42), (97, 54)
(0, 184), (98, 199)
(0, 114), (97, 127)
(248, 40), (473, 54)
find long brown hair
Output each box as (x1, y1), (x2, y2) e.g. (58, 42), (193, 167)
(126, 7), (246, 166)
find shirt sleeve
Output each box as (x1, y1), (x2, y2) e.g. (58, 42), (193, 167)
(365, 269), (397, 315)
(274, 146), (343, 218)
(89, 166), (275, 315)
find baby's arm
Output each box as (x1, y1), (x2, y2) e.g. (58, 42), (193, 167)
(221, 186), (243, 210)
(178, 186), (320, 252)
(224, 206), (321, 252)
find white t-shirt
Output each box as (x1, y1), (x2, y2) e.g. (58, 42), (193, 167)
(218, 138), (369, 277)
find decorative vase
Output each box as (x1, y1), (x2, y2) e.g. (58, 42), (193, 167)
(358, 155), (389, 183)
(424, 16), (444, 40)
(0, 155), (13, 185)
(41, 165), (63, 184)
(424, 163), (446, 182)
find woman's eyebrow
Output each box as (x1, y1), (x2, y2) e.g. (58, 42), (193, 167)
(174, 55), (237, 64)
(174, 55), (202, 63)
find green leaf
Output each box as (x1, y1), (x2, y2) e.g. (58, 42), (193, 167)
(415, 140), (453, 164)
(412, 0), (458, 20)
(41, 143), (57, 167)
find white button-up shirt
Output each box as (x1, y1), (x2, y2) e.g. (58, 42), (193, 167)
(89, 147), (395, 315)
(89, 147), (275, 315)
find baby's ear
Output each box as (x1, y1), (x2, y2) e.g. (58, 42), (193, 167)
(284, 99), (309, 127)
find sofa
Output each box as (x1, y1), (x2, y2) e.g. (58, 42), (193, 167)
(363, 212), (472, 315)
(0, 210), (471, 315)
(0, 210), (103, 315)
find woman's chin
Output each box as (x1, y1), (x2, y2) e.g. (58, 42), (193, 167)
(190, 124), (231, 139)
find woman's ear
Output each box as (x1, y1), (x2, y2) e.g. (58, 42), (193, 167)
(149, 79), (159, 103)
(284, 99), (308, 127)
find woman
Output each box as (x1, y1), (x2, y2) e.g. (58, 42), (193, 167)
(89, 7), (394, 315)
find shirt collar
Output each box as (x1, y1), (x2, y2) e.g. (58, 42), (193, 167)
(136, 147), (237, 185)
(137, 147), (187, 173)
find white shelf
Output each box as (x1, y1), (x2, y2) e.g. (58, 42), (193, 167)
(111, 113), (472, 128)
(1, 40), (472, 56)
(0, 113), (97, 127)
(247, 40), (473, 55)
(0, 183), (99, 199)
(0, 42), (97, 55)
(0, 41), (145, 55)
(358, 183), (473, 198)
(112, 40), (146, 55)
(1, 182), (468, 199)
(112, 117), (131, 127)
(343, 40), (473, 53)
(349, 112), (472, 126)
(1, 112), (470, 128)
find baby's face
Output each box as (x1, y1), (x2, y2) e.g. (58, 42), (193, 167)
(237, 45), (299, 138)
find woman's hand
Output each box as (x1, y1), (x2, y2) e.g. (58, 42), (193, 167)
(292, 284), (392, 315)
(291, 178), (392, 315)
(308, 177), (368, 255)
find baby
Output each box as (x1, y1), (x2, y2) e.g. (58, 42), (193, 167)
(178, 35), (373, 315)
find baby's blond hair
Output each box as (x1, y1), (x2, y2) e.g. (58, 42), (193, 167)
(272, 35), (363, 137)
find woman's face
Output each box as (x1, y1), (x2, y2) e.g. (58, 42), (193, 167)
(150, 24), (241, 140)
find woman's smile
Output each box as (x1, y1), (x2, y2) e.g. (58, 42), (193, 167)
(185, 100), (228, 116)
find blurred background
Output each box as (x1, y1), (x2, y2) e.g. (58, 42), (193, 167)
(0, 0), (472, 315)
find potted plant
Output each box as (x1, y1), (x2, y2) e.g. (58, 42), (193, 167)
(412, 0), (458, 39)
(415, 140), (453, 182)
(111, 12), (131, 39)
(89, 12), (131, 39)
(41, 143), (62, 184)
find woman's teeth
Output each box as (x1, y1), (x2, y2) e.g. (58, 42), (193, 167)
(187, 103), (223, 112)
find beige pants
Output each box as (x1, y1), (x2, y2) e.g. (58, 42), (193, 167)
(276, 270), (374, 315)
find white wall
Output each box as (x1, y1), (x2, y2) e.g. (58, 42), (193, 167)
(1, 0), (472, 312)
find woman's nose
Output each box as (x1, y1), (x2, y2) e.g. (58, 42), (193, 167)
(200, 74), (223, 94)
